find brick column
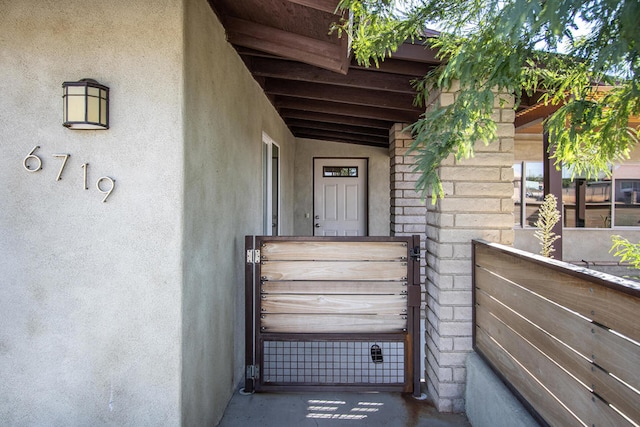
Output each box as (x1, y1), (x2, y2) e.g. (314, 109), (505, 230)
(390, 87), (515, 412)
(390, 122), (428, 319)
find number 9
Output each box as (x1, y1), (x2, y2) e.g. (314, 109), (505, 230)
(96, 177), (116, 203)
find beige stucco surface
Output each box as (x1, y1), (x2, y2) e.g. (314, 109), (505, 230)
(516, 133), (640, 162)
(182, 0), (295, 425)
(515, 228), (640, 263)
(0, 0), (184, 424)
(0, 0), (296, 425)
(294, 138), (391, 236)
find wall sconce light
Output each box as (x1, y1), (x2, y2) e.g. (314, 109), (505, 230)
(62, 78), (109, 129)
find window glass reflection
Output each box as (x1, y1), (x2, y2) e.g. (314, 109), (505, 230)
(524, 162), (543, 226)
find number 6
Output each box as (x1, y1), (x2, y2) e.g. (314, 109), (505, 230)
(96, 176), (115, 203)
(23, 146), (42, 172)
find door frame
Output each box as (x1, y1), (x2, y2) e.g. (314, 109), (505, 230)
(263, 132), (280, 236)
(312, 157), (369, 236)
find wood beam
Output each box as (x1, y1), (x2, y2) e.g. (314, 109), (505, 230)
(285, 118), (389, 138)
(515, 103), (560, 129)
(350, 57), (433, 77)
(285, 0), (341, 14)
(293, 130), (388, 147)
(275, 97), (420, 122)
(249, 57), (416, 93)
(392, 42), (440, 64)
(265, 79), (421, 112)
(226, 17), (347, 74)
(279, 109), (391, 130)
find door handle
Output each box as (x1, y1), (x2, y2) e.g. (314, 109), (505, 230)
(314, 215), (319, 219)
(315, 223), (320, 228)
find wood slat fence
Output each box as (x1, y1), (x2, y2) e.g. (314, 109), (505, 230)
(473, 240), (640, 427)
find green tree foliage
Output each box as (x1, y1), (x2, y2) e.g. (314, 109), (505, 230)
(534, 194), (561, 258)
(335, 0), (640, 201)
(610, 235), (640, 270)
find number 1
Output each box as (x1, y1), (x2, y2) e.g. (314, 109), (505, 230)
(81, 163), (89, 190)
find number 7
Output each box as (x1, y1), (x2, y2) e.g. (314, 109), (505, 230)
(52, 154), (70, 181)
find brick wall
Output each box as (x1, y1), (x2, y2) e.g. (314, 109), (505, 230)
(390, 87), (515, 412)
(390, 123), (428, 313)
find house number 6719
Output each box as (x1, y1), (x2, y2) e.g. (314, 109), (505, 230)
(23, 145), (116, 203)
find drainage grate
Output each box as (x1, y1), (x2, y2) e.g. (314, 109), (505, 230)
(262, 340), (405, 385)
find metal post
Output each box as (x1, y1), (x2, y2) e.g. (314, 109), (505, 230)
(411, 235), (422, 397)
(543, 131), (563, 260)
(244, 236), (256, 393)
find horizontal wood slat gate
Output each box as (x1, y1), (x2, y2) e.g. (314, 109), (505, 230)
(245, 236), (421, 395)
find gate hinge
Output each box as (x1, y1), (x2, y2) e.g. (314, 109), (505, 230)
(410, 246), (420, 261)
(246, 249), (261, 264)
(246, 364), (260, 380)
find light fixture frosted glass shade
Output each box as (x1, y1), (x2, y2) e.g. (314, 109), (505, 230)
(62, 79), (109, 129)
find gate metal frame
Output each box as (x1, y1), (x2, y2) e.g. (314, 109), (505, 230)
(244, 235), (421, 396)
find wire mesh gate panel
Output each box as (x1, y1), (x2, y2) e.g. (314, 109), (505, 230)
(244, 236), (421, 395)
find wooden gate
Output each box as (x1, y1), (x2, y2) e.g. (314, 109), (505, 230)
(244, 236), (421, 396)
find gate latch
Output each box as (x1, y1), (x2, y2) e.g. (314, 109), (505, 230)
(410, 246), (420, 261)
(246, 364), (260, 380)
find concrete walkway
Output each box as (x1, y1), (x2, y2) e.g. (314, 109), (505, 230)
(218, 388), (471, 427)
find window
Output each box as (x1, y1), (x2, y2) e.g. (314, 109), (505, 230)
(513, 162), (544, 227)
(512, 163), (522, 226)
(322, 166), (358, 177)
(513, 162), (640, 228)
(263, 133), (280, 236)
(562, 168), (611, 228)
(613, 164), (640, 227)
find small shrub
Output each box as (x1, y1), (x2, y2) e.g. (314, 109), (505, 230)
(610, 235), (640, 270)
(534, 194), (561, 258)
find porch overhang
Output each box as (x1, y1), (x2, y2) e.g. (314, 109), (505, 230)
(208, 0), (440, 148)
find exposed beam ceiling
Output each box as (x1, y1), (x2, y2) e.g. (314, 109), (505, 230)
(208, 0), (544, 147)
(208, 0), (439, 147)
(225, 17), (350, 74)
(286, 0), (341, 14)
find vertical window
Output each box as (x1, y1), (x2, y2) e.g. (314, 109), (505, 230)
(524, 162), (544, 227)
(263, 133), (280, 236)
(513, 163), (523, 226)
(562, 167), (611, 228)
(613, 164), (640, 227)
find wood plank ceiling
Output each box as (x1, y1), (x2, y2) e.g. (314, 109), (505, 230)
(207, 0), (559, 147)
(207, 0), (440, 148)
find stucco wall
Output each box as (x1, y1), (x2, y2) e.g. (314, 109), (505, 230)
(182, 1), (296, 425)
(516, 133), (640, 163)
(0, 1), (184, 425)
(294, 138), (391, 236)
(515, 228), (640, 262)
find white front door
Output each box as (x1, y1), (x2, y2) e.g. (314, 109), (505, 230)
(313, 158), (368, 236)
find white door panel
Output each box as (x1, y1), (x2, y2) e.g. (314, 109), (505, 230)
(345, 184), (359, 220)
(324, 184), (338, 221)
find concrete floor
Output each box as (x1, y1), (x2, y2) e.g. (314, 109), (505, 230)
(218, 388), (471, 427)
